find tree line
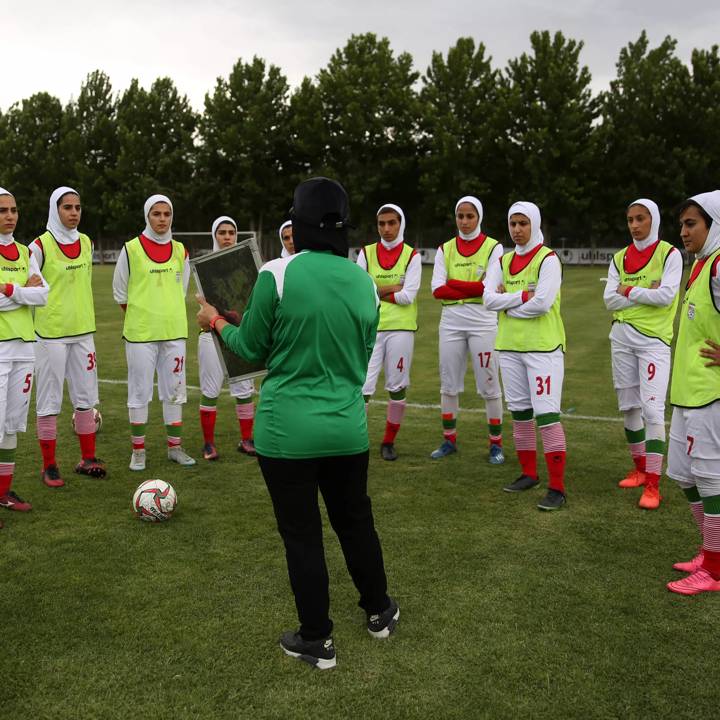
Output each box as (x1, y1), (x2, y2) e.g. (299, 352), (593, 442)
(1, 30), (718, 259)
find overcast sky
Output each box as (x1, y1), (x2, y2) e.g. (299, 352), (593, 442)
(4, 1), (719, 110)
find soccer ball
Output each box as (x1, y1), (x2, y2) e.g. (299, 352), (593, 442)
(71, 408), (103, 434)
(132, 480), (178, 522)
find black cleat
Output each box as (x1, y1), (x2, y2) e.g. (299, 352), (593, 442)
(537, 489), (566, 511)
(503, 474), (540, 493)
(279, 631), (336, 670)
(381, 443), (398, 461)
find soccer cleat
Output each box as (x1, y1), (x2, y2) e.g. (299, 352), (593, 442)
(488, 444), (505, 465)
(537, 488), (566, 511)
(638, 484), (661, 510)
(673, 550), (704, 573)
(667, 568), (720, 595)
(367, 597), (400, 638)
(202, 443), (219, 461)
(430, 439), (457, 459)
(618, 469), (646, 488)
(381, 443), (398, 461)
(503, 475), (540, 493)
(168, 446), (196, 467)
(279, 631), (336, 670)
(41, 464), (64, 488)
(0, 490), (33, 512)
(129, 449), (146, 472)
(238, 439), (256, 456)
(75, 457), (107, 479)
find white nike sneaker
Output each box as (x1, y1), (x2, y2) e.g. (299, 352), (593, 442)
(129, 449), (146, 472)
(167, 446), (196, 467)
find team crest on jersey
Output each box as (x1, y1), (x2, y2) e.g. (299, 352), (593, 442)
(687, 302), (696, 320)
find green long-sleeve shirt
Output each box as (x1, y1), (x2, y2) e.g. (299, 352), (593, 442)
(220, 250), (379, 459)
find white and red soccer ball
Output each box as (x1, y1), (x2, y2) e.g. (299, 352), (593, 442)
(71, 408), (103, 434)
(132, 480), (177, 522)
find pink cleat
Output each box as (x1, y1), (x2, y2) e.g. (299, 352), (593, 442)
(673, 550), (704, 573)
(667, 568), (720, 595)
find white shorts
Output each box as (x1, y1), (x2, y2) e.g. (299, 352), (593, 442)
(611, 340), (670, 425)
(125, 340), (187, 408)
(0, 361), (34, 440)
(363, 330), (414, 396)
(439, 327), (502, 399)
(198, 332), (254, 399)
(35, 337), (99, 415)
(499, 350), (564, 416)
(667, 403), (720, 494)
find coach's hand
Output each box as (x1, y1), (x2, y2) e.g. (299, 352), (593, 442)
(700, 338), (720, 367)
(196, 294), (220, 331)
(24, 274), (42, 288)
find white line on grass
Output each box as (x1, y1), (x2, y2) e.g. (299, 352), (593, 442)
(97, 378), (625, 424)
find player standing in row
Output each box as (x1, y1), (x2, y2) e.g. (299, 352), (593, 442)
(198, 216), (257, 460)
(357, 204), (421, 461)
(666, 191), (720, 595)
(484, 202), (568, 511)
(279, 220), (294, 257)
(29, 187), (105, 487)
(0, 188), (48, 525)
(113, 194), (195, 470)
(603, 199), (681, 510)
(430, 196), (505, 463)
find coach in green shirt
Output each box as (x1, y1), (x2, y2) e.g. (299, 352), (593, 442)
(197, 177), (399, 670)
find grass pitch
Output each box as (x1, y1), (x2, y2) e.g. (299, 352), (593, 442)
(1, 265), (711, 720)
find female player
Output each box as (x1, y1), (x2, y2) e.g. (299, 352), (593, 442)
(198, 216), (256, 460)
(603, 199), (681, 510)
(430, 196), (504, 463)
(0, 187), (48, 524)
(279, 220), (294, 257)
(666, 191), (720, 595)
(112, 194), (195, 470)
(30, 186), (105, 487)
(357, 204), (421, 461)
(484, 201), (568, 511)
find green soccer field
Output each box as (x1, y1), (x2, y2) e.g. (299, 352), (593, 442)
(2, 265), (711, 720)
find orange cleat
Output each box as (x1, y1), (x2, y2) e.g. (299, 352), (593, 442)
(618, 469), (646, 488)
(638, 484), (662, 510)
(673, 550), (704, 573)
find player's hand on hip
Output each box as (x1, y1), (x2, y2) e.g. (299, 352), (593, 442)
(196, 294), (220, 331)
(700, 338), (720, 367)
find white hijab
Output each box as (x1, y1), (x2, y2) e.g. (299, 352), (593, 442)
(455, 195), (483, 241)
(211, 216), (237, 252)
(278, 220), (292, 258)
(376, 203), (405, 249)
(691, 191), (720, 259)
(0, 187), (14, 246)
(508, 201), (544, 256)
(627, 198), (661, 250)
(143, 194), (173, 244)
(47, 186), (80, 245)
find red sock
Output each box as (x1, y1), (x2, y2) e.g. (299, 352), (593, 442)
(633, 454), (646, 473)
(78, 434), (96, 460)
(644, 472), (660, 490)
(517, 450), (538, 479)
(236, 402), (254, 441)
(39, 439), (57, 469)
(0, 473), (12, 496)
(200, 408), (216, 444)
(701, 548), (720, 580)
(383, 422), (401, 444)
(544, 452), (567, 493)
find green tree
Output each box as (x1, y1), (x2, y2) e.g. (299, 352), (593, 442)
(418, 37), (504, 238)
(597, 32), (689, 240)
(197, 56), (290, 255)
(110, 78), (197, 238)
(0, 92), (67, 238)
(317, 33), (421, 238)
(501, 30), (599, 243)
(62, 70), (120, 245)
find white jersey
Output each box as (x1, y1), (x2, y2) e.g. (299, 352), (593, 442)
(431, 243), (503, 332)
